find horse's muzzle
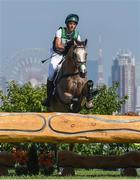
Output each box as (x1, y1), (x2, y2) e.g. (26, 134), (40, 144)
(80, 72), (87, 78)
(79, 64), (87, 78)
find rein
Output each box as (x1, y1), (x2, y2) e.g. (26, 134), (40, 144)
(54, 71), (80, 86)
(59, 71), (79, 79)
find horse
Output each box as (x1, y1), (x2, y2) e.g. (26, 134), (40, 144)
(47, 39), (94, 113)
(46, 39), (94, 175)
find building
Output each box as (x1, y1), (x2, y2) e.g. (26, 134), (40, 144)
(135, 63), (140, 114)
(87, 60), (98, 85)
(112, 50), (136, 114)
(135, 63), (140, 86)
(0, 75), (7, 94)
(97, 48), (104, 86)
(136, 86), (140, 114)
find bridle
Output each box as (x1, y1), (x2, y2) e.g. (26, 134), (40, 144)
(72, 45), (87, 76)
(73, 46), (86, 63)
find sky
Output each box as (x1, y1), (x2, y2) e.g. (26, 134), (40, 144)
(0, 0), (140, 83)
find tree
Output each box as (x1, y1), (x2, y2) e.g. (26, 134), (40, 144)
(80, 82), (128, 115)
(0, 81), (47, 112)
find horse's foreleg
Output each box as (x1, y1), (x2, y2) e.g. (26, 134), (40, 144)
(57, 87), (73, 103)
(84, 80), (94, 109)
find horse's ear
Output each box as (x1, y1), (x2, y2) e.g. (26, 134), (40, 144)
(84, 39), (88, 46)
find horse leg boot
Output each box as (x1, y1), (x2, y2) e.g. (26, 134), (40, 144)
(43, 80), (54, 107)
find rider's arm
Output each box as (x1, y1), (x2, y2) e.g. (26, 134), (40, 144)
(54, 29), (65, 51)
(55, 37), (65, 51)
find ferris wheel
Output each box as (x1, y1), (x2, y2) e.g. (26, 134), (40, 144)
(2, 48), (49, 87)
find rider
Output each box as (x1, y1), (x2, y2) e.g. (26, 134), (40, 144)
(44, 14), (81, 107)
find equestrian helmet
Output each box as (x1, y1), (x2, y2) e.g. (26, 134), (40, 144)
(65, 14), (79, 24)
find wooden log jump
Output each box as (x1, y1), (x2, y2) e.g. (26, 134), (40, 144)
(58, 151), (140, 168)
(0, 112), (140, 143)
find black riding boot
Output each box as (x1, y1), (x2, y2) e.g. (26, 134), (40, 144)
(43, 80), (54, 107)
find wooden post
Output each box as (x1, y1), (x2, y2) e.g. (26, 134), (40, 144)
(0, 112), (140, 143)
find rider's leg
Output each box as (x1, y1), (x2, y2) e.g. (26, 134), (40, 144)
(44, 79), (54, 107)
(43, 53), (63, 107)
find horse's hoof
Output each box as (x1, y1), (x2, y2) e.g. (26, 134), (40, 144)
(70, 104), (74, 111)
(86, 102), (93, 109)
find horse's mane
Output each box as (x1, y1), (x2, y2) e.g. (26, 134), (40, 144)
(63, 39), (87, 56)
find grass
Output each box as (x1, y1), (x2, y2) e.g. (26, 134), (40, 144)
(0, 169), (140, 179)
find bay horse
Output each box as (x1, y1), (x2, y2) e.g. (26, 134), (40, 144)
(48, 39), (94, 113)
(47, 39), (94, 175)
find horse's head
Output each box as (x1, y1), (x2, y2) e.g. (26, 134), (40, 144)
(65, 39), (88, 78)
(73, 39), (88, 77)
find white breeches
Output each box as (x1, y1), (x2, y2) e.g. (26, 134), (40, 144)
(48, 53), (63, 81)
